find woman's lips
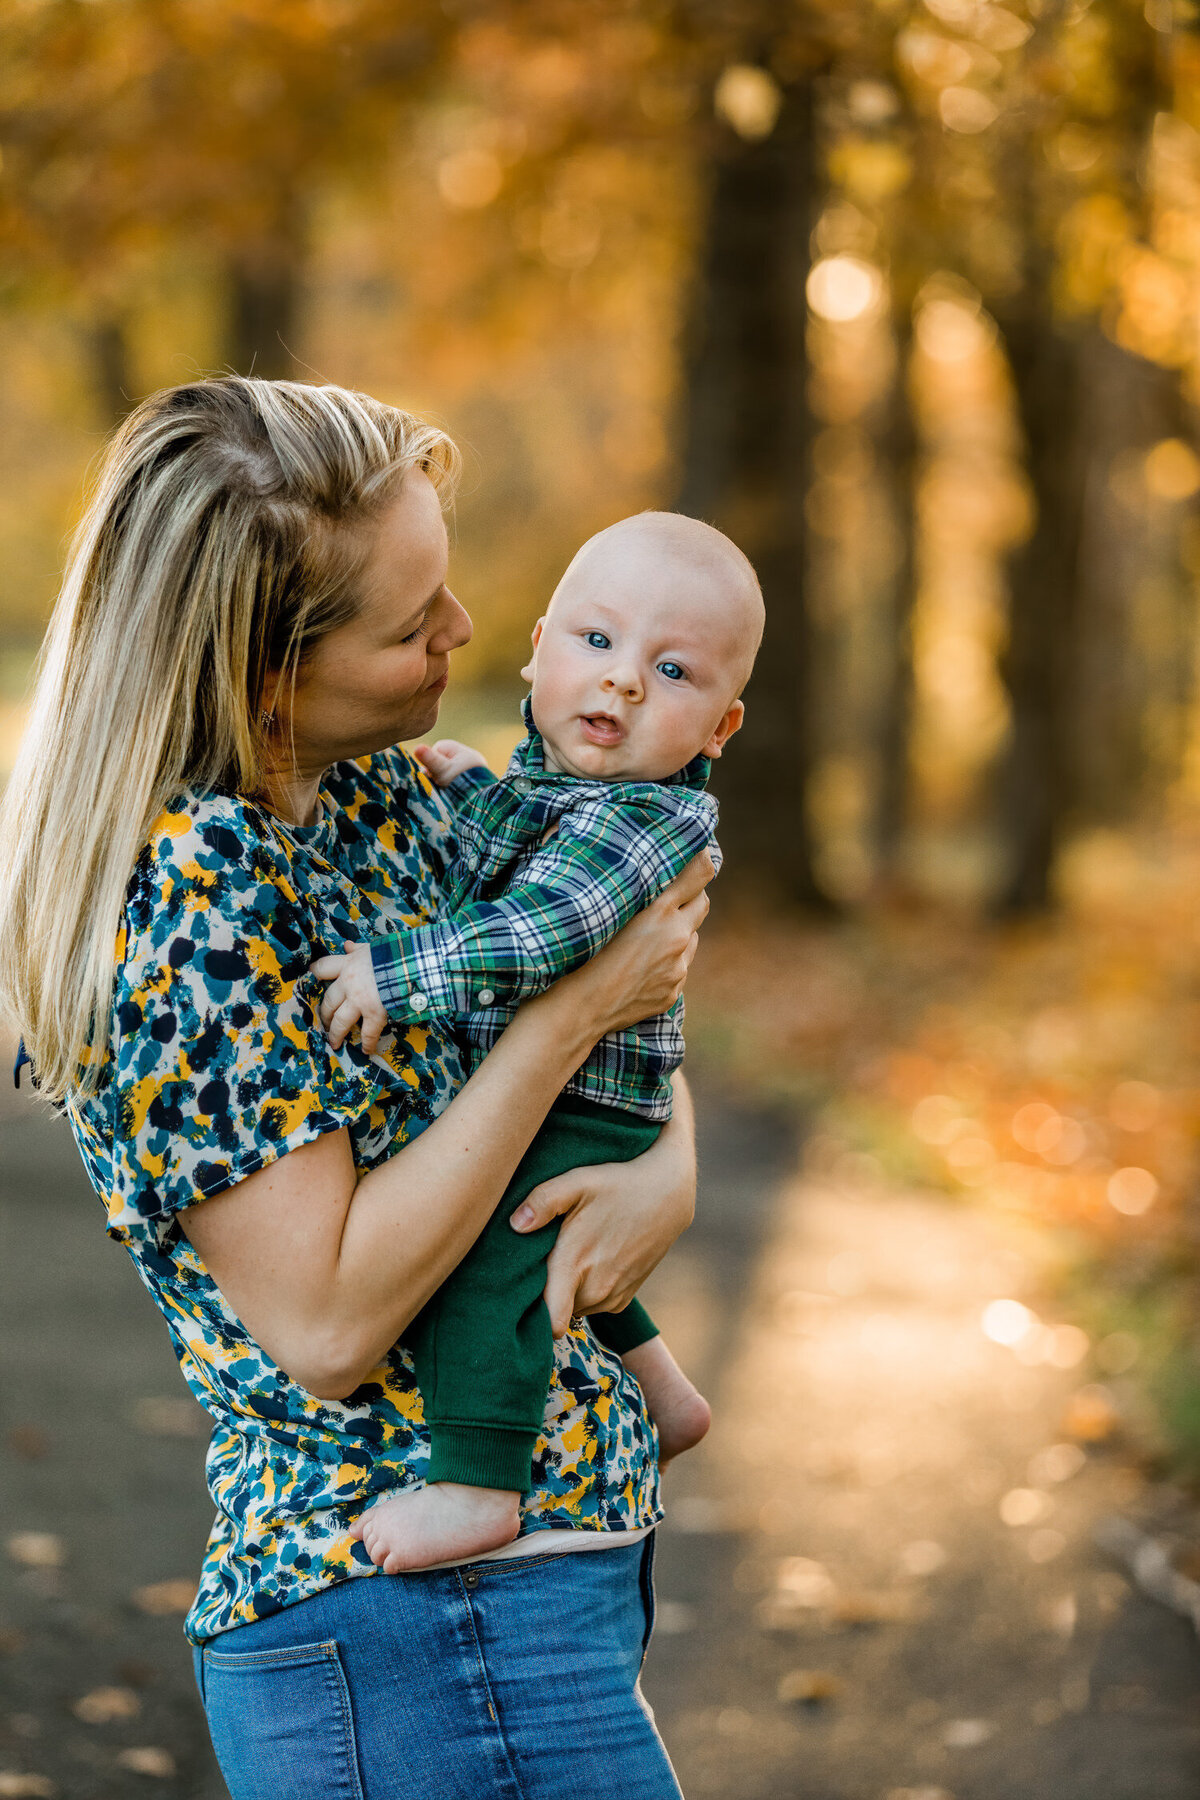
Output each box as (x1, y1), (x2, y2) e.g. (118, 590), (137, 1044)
(424, 670), (449, 696)
(580, 713), (623, 746)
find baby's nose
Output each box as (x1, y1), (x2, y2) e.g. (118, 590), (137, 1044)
(601, 665), (643, 701)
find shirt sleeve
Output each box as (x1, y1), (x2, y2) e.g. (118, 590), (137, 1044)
(370, 790), (717, 1021)
(98, 803), (382, 1244)
(442, 763), (496, 808)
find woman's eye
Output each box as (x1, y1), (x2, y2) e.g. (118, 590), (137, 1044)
(400, 618), (430, 645)
(657, 661), (686, 682)
(585, 631), (611, 650)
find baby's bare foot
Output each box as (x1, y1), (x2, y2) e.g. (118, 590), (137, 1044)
(621, 1337), (712, 1466)
(351, 1483), (521, 1573)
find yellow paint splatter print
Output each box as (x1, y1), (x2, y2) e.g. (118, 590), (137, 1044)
(65, 744), (660, 1645)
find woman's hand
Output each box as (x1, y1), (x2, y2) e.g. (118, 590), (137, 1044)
(528, 850), (715, 1045)
(512, 1075), (698, 1336)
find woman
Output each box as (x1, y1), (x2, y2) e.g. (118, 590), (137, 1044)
(0, 378), (712, 1799)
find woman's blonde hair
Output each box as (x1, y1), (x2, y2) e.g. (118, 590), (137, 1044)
(0, 376), (459, 1102)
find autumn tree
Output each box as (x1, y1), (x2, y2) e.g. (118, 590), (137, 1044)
(0, 1), (452, 408)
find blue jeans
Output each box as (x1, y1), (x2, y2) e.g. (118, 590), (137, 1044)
(192, 1534), (682, 1800)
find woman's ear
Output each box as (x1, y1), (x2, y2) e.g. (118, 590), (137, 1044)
(703, 699), (745, 760)
(519, 617), (546, 685)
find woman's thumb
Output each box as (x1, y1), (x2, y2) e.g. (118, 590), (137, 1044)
(510, 1175), (579, 1233)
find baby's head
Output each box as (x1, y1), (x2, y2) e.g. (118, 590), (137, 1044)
(521, 512), (763, 783)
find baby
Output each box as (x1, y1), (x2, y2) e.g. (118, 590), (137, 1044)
(314, 510), (764, 1570)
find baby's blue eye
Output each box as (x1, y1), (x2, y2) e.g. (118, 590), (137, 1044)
(658, 661), (686, 682)
(585, 631), (611, 650)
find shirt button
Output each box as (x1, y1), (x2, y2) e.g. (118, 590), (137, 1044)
(409, 990), (428, 1013)
(477, 988), (495, 1006)
(512, 778), (531, 795)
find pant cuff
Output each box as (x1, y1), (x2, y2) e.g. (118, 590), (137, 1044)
(427, 1423), (540, 1494)
(590, 1299), (660, 1356)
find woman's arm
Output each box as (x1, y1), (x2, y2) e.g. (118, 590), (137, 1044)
(179, 857), (712, 1400)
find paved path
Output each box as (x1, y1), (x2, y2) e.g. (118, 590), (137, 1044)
(3, 1063), (1199, 1798)
(645, 1139), (1200, 1799)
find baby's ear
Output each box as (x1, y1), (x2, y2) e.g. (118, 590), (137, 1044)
(519, 617), (546, 685)
(703, 699), (745, 760)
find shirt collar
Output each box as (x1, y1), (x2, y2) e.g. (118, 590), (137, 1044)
(513, 695), (711, 791)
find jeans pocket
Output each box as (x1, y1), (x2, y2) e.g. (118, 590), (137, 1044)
(200, 1638), (365, 1800)
(638, 1530), (658, 1667)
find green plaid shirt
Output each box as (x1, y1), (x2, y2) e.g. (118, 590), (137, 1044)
(370, 702), (719, 1119)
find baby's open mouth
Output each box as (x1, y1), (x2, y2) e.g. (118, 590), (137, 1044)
(580, 713), (624, 746)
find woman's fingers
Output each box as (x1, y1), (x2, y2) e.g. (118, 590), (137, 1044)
(542, 1254), (584, 1338)
(660, 848), (716, 905)
(510, 1172), (584, 1234)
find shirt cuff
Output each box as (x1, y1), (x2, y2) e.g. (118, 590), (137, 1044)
(370, 928), (504, 1019)
(444, 763), (495, 806)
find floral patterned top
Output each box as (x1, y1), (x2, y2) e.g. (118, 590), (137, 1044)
(64, 745), (661, 1645)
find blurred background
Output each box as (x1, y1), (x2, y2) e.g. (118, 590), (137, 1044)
(4, 3), (1200, 1797)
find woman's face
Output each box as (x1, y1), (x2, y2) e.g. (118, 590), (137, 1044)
(281, 469), (473, 777)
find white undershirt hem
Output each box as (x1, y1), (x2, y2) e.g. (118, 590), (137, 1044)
(412, 1521), (656, 1575)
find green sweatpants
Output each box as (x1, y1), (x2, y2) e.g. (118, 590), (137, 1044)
(406, 1095), (662, 1493)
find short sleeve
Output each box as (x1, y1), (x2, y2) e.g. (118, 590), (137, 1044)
(99, 800), (380, 1245)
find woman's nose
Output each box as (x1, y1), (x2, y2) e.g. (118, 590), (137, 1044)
(429, 586), (473, 652)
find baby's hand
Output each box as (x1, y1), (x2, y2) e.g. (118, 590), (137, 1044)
(311, 940), (386, 1052)
(414, 739), (490, 788)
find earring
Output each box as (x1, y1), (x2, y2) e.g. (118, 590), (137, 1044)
(259, 711), (275, 732)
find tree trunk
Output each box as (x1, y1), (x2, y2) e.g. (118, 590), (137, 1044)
(227, 235), (302, 380)
(992, 309), (1087, 913)
(872, 308), (917, 886)
(675, 76), (835, 910)
(88, 312), (134, 424)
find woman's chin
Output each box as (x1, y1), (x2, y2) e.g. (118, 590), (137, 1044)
(395, 693), (445, 744)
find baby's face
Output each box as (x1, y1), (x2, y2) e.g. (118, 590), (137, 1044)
(522, 546), (750, 783)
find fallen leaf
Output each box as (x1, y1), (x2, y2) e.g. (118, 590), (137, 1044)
(652, 1601), (696, 1635)
(773, 1556), (836, 1608)
(778, 1668), (843, 1705)
(6, 1426), (50, 1461)
(1174, 1544), (1200, 1581)
(6, 1533), (65, 1569)
(1060, 1672), (1090, 1712)
(131, 1578), (197, 1616)
(666, 1497), (731, 1533)
(1042, 1593), (1077, 1637)
(999, 1487), (1050, 1527)
(1061, 1385), (1120, 1443)
(884, 1789), (955, 1800)
(900, 1540), (947, 1576)
(116, 1658), (156, 1688)
(0, 1776), (56, 1798)
(131, 1396), (209, 1438)
(757, 1599), (828, 1634)
(829, 1589), (922, 1627)
(115, 1748), (176, 1778)
(942, 1718), (996, 1748)
(72, 1686), (141, 1724)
